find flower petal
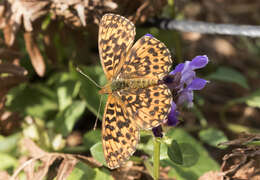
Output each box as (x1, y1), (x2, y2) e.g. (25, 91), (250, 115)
(181, 69), (196, 85)
(145, 33), (153, 37)
(187, 78), (208, 91)
(178, 90), (194, 107)
(167, 102), (179, 126)
(171, 63), (184, 74)
(152, 125), (163, 137)
(190, 55), (209, 70)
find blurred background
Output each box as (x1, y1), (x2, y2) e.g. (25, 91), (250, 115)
(0, 0), (259, 179)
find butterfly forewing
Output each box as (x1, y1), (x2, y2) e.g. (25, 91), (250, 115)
(102, 95), (139, 169)
(118, 35), (172, 80)
(99, 14), (136, 80)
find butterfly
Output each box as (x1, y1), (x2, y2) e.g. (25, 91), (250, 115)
(98, 13), (173, 169)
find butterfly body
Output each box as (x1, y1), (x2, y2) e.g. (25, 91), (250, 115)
(98, 13), (173, 169)
(99, 78), (160, 94)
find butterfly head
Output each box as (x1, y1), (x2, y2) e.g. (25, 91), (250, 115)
(99, 83), (112, 94)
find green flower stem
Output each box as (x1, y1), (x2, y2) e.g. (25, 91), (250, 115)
(153, 137), (161, 180)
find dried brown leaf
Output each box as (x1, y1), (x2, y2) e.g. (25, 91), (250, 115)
(12, 138), (99, 179)
(0, 63), (27, 76)
(24, 32), (45, 77)
(0, 171), (11, 180)
(10, 0), (50, 31)
(198, 171), (224, 180)
(0, 111), (21, 135)
(3, 24), (19, 47)
(0, 76), (27, 90)
(23, 157), (36, 180)
(221, 146), (260, 179)
(33, 155), (58, 180)
(112, 161), (144, 180)
(0, 48), (22, 61)
(56, 156), (78, 180)
(0, 4), (6, 28)
(213, 38), (235, 56)
(0, 0), (49, 46)
(74, 4), (86, 26)
(75, 155), (102, 168)
(233, 158), (260, 180)
(22, 138), (46, 158)
(12, 139), (58, 180)
(219, 132), (260, 146)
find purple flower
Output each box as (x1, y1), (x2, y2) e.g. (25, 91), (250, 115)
(152, 125), (163, 138)
(167, 102), (179, 126)
(145, 33), (153, 37)
(169, 55), (209, 107)
(152, 55), (209, 137)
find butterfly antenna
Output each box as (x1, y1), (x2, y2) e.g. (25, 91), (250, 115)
(94, 95), (103, 130)
(76, 67), (102, 89)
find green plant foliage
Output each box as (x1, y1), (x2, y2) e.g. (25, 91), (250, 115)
(245, 89), (260, 108)
(83, 130), (101, 150)
(167, 140), (183, 165)
(6, 84), (58, 119)
(162, 128), (219, 180)
(207, 66), (249, 89)
(0, 152), (18, 170)
(54, 101), (86, 136)
(67, 161), (96, 179)
(90, 142), (106, 166)
(167, 140), (199, 167)
(68, 163), (113, 180)
(47, 71), (81, 110)
(93, 168), (113, 180)
(199, 128), (228, 148)
(222, 89), (260, 115)
(0, 133), (21, 153)
(76, 66), (107, 120)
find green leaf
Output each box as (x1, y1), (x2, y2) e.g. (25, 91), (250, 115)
(94, 168), (113, 180)
(47, 72), (81, 111)
(222, 89), (260, 115)
(83, 130), (101, 150)
(163, 128), (219, 180)
(178, 143), (199, 167)
(90, 142), (106, 166)
(199, 128), (228, 148)
(0, 152), (18, 170)
(76, 66), (107, 120)
(41, 13), (51, 30)
(207, 67), (249, 89)
(68, 164), (113, 180)
(138, 132), (168, 160)
(167, 140), (183, 165)
(245, 89), (260, 108)
(57, 80), (81, 111)
(55, 101), (86, 136)
(6, 84), (58, 119)
(0, 133), (21, 153)
(67, 161), (96, 180)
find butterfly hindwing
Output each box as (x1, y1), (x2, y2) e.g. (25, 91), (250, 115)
(118, 84), (172, 130)
(102, 95), (139, 169)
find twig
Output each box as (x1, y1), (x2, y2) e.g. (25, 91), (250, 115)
(11, 154), (45, 180)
